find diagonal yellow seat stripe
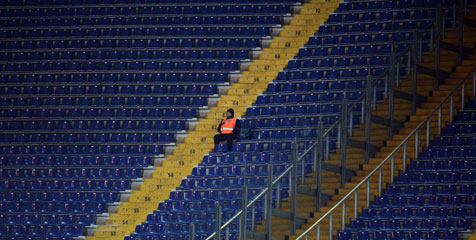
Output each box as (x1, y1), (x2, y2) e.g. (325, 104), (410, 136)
(88, 1), (339, 239)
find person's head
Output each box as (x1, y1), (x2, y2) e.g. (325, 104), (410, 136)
(226, 108), (234, 118)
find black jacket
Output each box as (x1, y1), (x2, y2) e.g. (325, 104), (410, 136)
(217, 117), (241, 136)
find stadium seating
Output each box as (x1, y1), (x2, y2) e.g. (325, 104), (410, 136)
(125, 0), (460, 239)
(0, 0), (299, 239)
(336, 98), (476, 240)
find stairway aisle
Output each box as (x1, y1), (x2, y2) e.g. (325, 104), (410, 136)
(283, 7), (476, 240)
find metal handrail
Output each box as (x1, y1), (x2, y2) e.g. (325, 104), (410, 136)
(296, 65), (476, 239)
(296, 1), (469, 237)
(205, 51), (391, 240)
(205, 0), (468, 239)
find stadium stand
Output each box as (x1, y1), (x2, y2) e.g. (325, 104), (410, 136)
(2, 0), (476, 240)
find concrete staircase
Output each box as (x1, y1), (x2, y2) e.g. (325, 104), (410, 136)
(250, 6), (476, 240)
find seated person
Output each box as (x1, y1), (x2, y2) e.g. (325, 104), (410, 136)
(214, 108), (241, 152)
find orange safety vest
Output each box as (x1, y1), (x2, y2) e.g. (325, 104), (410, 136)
(220, 118), (237, 134)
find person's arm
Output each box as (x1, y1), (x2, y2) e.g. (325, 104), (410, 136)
(217, 119), (223, 133)
(233, 119), (241, 136)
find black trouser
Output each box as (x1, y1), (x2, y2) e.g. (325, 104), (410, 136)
(214, 133), (236, 151)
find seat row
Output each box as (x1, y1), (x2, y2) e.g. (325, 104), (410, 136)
(287, 56), (390, 70)
(339, 229), (459, 240)
(409, 159), (476, 171)
(0, 108), (198, 119)
(419, 146), (476, 160)
(297, 44), (405, 58)
(1, 167), (142, 179)
(318, 20), (432, 36)
(276, 67), (388, 81)
(336, 0), (444, 12)
(348, 217), (471, 230)
(384, 184), (476, 196)
(0, 4), (293, 16)
(0, 132), (175, 144)
(0, 155), (152, 167)
(2, 191), (119, 203)
(0, 38), (261, 50)
(0, 179), (130, 191)
(0, 85), (218, 96)
(372, 194), (476, 207)
(0, 16), (283, 28)
(0, 84), (218, 96)
(432, 135), (476, 147)
(266, 80), (369, 93)
(329, 9), (436, 22)
(0, 49), (250, 61)
(246, 103), (360, 116)
(2, 120), (183, 131)
(0, 224), (83, 237)
(0, 27), (271, 39)
(0, 144), (164, 155)
(0, 214), (94, 225)
(0, 73), (229, 83)
(0, 60), (241, 72)
(1, 96), (210, 107)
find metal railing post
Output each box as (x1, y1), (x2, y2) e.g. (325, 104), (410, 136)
(316, 121), (323, 212)
(453, 0), (457, 27)
(411, 29), (418, 115)
(435, 4), (441, 90)
(450, 95), (454, 122)
(442, 9), (446, 38)
(403, 143), (407, 172)
(215, 203), (222, 240)
(251, 204), (255, 231)
(378, 168), (382, 196)
(391, 155), (395, 184)
(373, 80), (377, 111)
(341, 99), (348, 188)
(389, 46), (395, 139)
(337, 121), (341, 148)
(438, 109), (442, 135)
(364, 74), (372, 163)
(317, 224), (320, 240)
(473, 71), (476, 98)
(366, 180), (370, 207)
(462, 82), (466, 109)
(426, 120), (430, 147)
(266, 163), (273, 240)
(415, 131), (419, 160)
(342, 202), (346, 231)
(291, 141), (298, 235)
(240, 185), (248, 240)
(457, 0), (464, 65)
(396, 61), (401, 87)
(190, 223), (195, 240)
(349, 110), (353, 136)
(361, 97), (365, 124)
(325, 134), (330, 161)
